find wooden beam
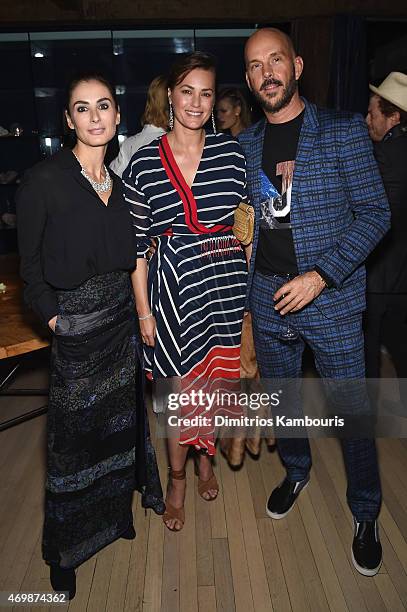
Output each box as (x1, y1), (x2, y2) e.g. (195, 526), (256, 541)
(1, 0), (407, 26)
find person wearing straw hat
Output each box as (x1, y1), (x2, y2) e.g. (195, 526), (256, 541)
(365, 72), (407, 412)
(366, 72), (407, 143)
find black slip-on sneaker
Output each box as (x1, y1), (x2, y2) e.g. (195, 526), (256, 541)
(266, 475), (310, 519)
(351, 518), (382, 576)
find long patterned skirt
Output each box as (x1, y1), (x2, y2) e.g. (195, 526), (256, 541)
(42, 271), (164, 569)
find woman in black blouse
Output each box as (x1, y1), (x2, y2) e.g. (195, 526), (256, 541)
(16, 73), (164, 599)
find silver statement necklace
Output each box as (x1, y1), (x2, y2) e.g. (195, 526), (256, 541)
(73, 151), (112, 193)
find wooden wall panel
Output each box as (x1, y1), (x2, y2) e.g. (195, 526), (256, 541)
(292, 17), (333, 107)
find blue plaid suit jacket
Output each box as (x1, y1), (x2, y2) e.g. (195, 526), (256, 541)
(238, 98), (391, 320)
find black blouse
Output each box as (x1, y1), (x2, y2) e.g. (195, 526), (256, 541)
(16, 147), (137, 325)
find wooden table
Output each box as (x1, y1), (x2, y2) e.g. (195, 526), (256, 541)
(0, 254), (49, 359)
(0, 254), (49, 431)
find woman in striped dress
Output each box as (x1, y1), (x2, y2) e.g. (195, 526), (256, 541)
(124, 53), (248, 531)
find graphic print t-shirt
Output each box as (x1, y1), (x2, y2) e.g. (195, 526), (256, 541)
(255, 110), (304, 276)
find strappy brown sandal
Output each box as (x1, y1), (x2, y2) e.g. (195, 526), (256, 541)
(194, 458), (219, 501)
(162, 467), (186, 531)
(198, 473), (219, 501)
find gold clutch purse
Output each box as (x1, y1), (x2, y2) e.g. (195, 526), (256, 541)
(233, 202), (255, 246)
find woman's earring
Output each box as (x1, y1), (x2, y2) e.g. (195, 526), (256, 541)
(169, 101), (174, 130)
(211, 110), (217, 134)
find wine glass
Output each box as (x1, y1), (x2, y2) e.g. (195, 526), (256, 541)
(276, 274), (300, 342)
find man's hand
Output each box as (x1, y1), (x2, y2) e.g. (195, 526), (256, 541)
(273, 271), (326, 315)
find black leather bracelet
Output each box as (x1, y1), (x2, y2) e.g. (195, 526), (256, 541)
(314, 265), (334, 288)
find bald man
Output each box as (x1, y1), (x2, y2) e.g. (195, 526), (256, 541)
(239, 28), (390, 576)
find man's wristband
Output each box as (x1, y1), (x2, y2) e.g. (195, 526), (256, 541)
(313, 266), (334, 289)
(313, 269), (328, 288)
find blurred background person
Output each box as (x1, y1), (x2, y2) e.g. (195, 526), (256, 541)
(110, 75), (169, 177)
(216, 87), (251, 137)
(216, 87), (261, 467)
(365, 72), (407, 412)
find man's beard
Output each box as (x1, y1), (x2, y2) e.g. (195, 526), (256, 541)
(253, 66), (298, 114)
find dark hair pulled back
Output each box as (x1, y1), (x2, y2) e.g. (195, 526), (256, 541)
(167, 52), (217, 91)
(64, 72), (118, 115)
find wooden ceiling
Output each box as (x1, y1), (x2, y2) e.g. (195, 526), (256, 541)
(0, 0), (406, 26)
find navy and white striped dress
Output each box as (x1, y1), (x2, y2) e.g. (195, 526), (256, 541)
(123, 133), (247, 453)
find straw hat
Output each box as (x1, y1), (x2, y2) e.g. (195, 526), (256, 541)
(369, 72), (407, 112)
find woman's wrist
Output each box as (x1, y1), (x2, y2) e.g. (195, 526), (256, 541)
(138, 312), (153, 320)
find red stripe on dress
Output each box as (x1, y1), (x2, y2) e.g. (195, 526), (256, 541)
(159, 136), (201, 233)
(186, 345), (241, 380)
(159, 134), (232, 235)
(180, 438), (216, 455)
(178, 345), (242, 453)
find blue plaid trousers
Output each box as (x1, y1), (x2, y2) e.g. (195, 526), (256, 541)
(251, 271), (381, 521)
